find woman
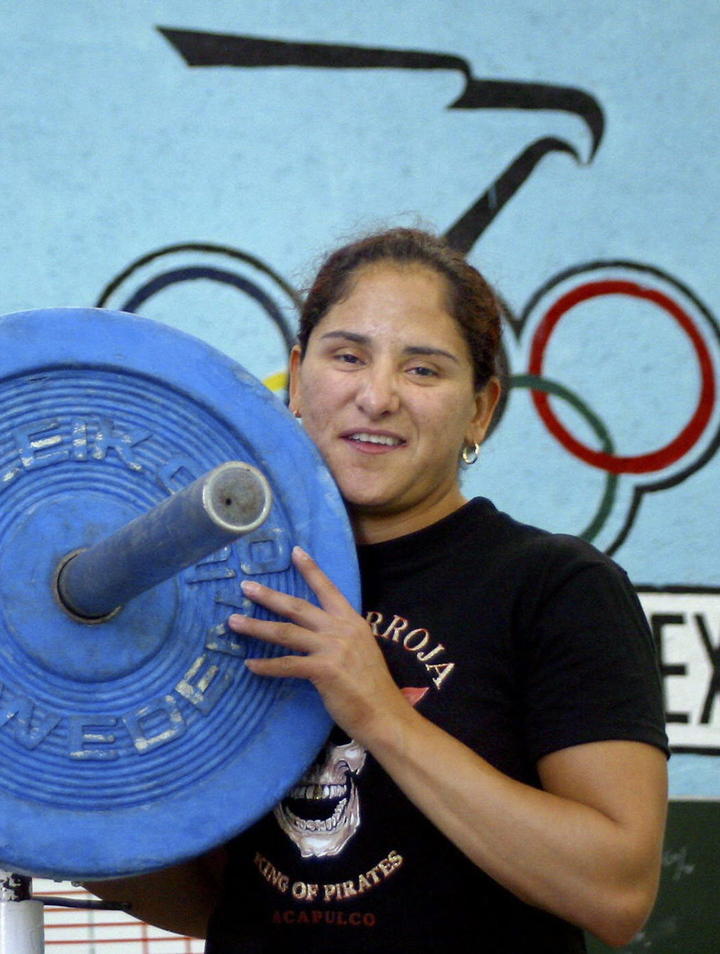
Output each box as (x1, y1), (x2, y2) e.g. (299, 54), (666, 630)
(97, 228), (668, 952)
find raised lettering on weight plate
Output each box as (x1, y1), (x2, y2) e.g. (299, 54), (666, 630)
(90, 418), (149, 471)
(174, 655), (231, 713)
(239, 526), (291, 574)
(0, 417), (153, 492)
(0, 682), (61, 750)
(67, 715), (119, 760)
(186, 545), (236, 583)
(15, 419), (70, 471)
(122, 695), (186, 753)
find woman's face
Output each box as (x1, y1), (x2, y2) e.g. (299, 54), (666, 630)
(290, 263), (499, 542)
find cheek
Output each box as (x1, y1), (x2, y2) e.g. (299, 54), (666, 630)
(431, 395), (477, 439)
(303, 384), (331, 416)
(297, 383), (336, 442)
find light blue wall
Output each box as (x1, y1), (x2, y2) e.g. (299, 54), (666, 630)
(1, 1), (718, 794)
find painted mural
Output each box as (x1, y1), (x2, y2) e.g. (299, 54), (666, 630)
(1, 2), (717, 800)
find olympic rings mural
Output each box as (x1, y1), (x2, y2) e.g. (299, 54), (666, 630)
(509, 262), (720, 553)
(97, 246), (720, 557)
(95, 30), (720, 557)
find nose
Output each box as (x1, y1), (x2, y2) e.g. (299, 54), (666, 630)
(355, 362), (400, 418)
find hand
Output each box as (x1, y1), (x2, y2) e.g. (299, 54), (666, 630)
(228, 547), (407, 745)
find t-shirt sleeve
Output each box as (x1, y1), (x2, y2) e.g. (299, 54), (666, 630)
(518, 542), (669, 763)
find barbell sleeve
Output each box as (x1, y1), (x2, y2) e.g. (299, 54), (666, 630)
(56, 461), (272, 620)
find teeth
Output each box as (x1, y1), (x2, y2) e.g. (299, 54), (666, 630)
(283, 797), (348, 832)
(289, 783), (345, 800)
(350, 432), (401, 446)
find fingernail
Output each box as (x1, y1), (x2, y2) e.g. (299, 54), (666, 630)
(241, 580), (260, 594)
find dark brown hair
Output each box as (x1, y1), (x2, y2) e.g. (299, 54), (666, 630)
(297, 227), (502, 390)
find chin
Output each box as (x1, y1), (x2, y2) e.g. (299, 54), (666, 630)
(344, 494), (391, 513)
(341, 488), (393, 511)
(344, 492), (413, 517)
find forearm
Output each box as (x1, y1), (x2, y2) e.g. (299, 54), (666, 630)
(83, 848), (226, 939)
(364, 703), (666, 947)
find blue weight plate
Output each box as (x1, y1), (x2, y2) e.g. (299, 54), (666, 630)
(0, 307), (360, 880)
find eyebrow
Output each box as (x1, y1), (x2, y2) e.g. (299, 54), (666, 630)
(318, 330), (460, 364)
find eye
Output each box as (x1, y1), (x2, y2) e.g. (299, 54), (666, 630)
(407, 364), (439, 378)
(335, 352), (362, 365)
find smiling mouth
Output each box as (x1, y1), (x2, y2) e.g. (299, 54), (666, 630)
(345, 432), (405, 447)
(276, 775), (353, 833)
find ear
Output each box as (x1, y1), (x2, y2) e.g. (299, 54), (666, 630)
(288, 344), (303, 417)
(466, 376), (501, 446)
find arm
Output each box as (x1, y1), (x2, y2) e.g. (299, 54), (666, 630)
(83, 845), (227, 939)
(233, 547), (668, 948)
(363, 713), (667, 947)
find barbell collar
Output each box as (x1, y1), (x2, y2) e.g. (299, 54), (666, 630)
(56, 461), (272, 621)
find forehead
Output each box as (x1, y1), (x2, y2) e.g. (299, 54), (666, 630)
(314, 262), (469, 353)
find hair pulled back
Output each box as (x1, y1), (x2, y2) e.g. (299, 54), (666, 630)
(298, 227), (502, 390)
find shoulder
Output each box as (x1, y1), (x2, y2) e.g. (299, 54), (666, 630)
(461, 501), (648, 638)
(464, 497), (624, 583)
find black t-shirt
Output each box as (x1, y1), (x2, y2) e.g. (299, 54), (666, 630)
(206, 499), (668, 953)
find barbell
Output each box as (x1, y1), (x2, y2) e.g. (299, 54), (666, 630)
(0, 307), (360, 881)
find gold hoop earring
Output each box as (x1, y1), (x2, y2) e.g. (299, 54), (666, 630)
(461, 442), (481, 466)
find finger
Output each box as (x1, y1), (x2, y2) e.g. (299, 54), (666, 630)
(239, 578), (329, 630)
(244, 654), (321, 681)
(291, 546), (356, 616)
(228, 613), (324, 653)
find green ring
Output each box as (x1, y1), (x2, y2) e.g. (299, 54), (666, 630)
(509, 374), (618, 542)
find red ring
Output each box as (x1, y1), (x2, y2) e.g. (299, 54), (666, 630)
(528, 280), (716, 474)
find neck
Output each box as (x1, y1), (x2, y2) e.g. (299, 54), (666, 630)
(351, 489), (468, 544)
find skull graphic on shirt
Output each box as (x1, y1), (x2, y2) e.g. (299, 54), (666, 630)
(274, 687), (428, 858)
(273, 733), (367, 858)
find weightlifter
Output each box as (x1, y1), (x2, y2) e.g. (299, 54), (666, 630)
(91, 228), (668, 953)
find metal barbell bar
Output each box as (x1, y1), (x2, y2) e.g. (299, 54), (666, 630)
(56, 461), (272, 621)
